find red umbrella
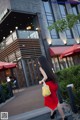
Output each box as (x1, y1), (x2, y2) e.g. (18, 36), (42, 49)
(60, 44), (80, 59)
(0, 61), (17, 70)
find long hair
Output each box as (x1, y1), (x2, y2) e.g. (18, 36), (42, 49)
(38, 56), (57, 83)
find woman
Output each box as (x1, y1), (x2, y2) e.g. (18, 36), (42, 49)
(38, 56), (67, 120)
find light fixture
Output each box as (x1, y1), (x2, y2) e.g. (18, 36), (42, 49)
(47, 38), (52, 45)
(22, 44), (25, 47)
(36, 28), (39, 30)
(10, 30), (12, 33)
(26, 26), (31, 30)
(64, 41), (67, 45)
(15, 26), (18, 29)
(3, 37), (5, 39)
(76, 38), (80, 44)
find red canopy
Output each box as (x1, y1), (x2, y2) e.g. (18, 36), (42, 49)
(60, 44), (80, 59)
(49, 46), (71, 57)
(0, 61), (17, 70)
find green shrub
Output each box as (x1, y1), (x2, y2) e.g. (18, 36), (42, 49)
(2, 82), (10, 99)
(56, 65), (80, 107)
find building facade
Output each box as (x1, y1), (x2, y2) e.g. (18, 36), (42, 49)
(42, 0), (80, 71)
(0, 0), (80, 87)
(0, 0), (51, 87)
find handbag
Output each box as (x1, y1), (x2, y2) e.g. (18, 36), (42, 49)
(42, 82), (51, 97)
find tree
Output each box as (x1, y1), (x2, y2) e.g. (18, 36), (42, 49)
(48, 14), (80, 32)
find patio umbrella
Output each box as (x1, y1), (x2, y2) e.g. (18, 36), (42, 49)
(60, 44), (80, 59)
(0, 61), (17, 70)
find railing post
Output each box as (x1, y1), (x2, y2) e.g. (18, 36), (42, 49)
(67, 84), (78, 113)
(57, 88), (64, 103)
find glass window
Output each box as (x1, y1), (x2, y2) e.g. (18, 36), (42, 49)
(65, 29), (73, 38)
(77, 24), (80, 35)
(59, 5), (73, 38)
(72, 6), (80, 35)
(73, 55), (80, 65)
(43, 1), (58, 39)
(72, 6), (80, 23)
(43, 2), (51, 13)
(59, 5), (66, 17)
(48, 22), (58, 38)
(52, 57), (60, 71)
(46, 12), (52, 16)
(70, 57), (74, 66)
(46, 15), (53, 20)
(67, 57), (74, 67)
(59, 58), (68, 69)
(72, 6), (78, 15)
(50, 29), (58, 39)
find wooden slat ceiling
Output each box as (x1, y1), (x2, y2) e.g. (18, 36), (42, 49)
(0, 39), (42, 61)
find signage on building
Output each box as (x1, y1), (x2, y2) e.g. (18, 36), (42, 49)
(0, 9), (8, 22)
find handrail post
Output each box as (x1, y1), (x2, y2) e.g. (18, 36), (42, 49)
(67, 84), (78, 113)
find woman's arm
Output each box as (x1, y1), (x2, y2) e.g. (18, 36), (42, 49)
(39, 67), (48, 84)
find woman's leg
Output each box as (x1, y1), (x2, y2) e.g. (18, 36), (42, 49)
(50, 108), (57, 115)
(57, 102), (65, 120)
(49, 108), (57, 119)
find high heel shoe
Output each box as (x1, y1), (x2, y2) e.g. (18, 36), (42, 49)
(50, 110), (56, 119)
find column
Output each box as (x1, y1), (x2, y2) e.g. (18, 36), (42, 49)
(21, 59), (29, 87)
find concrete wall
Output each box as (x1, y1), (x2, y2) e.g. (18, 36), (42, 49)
(0, 0), (11, 15)
(10, 0), (41, 13)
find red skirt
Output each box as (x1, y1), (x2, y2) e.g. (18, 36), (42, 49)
(44, 81), (58, 110)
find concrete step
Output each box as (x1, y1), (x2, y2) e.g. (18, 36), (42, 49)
(9, 107), (73, 120)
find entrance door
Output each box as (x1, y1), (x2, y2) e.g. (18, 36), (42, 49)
(25, 58), (41, 86)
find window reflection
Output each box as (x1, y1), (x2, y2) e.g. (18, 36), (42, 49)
(52, 57), (60, 71)
(43, 2), (51, 13)
(72, 6), (80, 35)
(72, 6), (78, 15)
(43, 1), (58, 39)
(59, 5), (73, 39)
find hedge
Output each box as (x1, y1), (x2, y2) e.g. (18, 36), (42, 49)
(56, 65), (80, 108)
(0, 82), (13, 104)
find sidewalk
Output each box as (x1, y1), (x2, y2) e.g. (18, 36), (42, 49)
(0, 85), (80, 120)
(0, 85), (44, 116)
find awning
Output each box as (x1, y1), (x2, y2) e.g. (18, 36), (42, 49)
(0, 61), (17, 70)
(49, 46), (71, 57)
(60, 44), (80, 59)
